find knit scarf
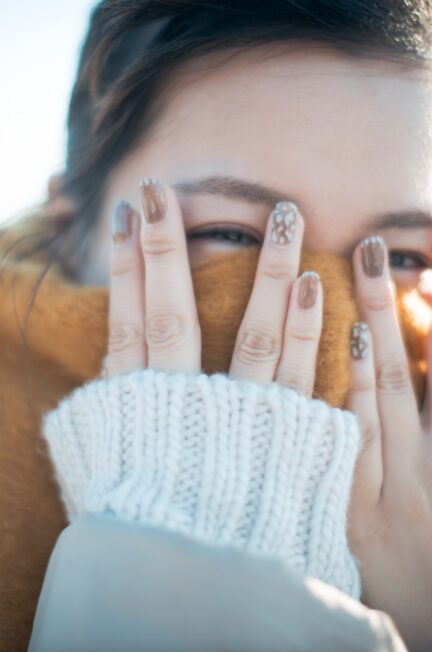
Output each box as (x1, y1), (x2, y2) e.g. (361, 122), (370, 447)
(0, 209), (428, 651)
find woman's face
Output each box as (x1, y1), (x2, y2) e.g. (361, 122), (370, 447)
(81, 43), (432, 289)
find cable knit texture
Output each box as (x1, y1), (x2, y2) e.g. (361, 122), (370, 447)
(42, 368), (362, 598)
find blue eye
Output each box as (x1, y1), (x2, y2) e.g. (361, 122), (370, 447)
(389, 250), (431, 271)
(188, 228), (260, 245)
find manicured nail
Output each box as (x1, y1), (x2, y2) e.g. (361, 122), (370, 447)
(112, 200), (133, 245)
(271, 201), (297, 245)
(298, 271), (320, 309)
(351, 321), (369, 359)
(140, 177), (166, 223)
(361, 236), (385, 277)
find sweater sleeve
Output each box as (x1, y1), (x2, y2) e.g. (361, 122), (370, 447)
(41, 368), (363, 598)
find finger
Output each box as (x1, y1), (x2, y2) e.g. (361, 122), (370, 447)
(229, 202), (304, 383)
(345, 321), (383, 506)
(139, 178), (201, 374)
(353, 236), (420, 471)
(275, 271), (322, 397)
(107, 201), (147, 378)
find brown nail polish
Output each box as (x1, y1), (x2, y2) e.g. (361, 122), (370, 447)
(271, 202), (297, 245)
(298, 271), (320, 309)
(361, 236), (385, 277)
(112, 200), (133, 244)
(351, 321), (369, 359)
(140, 177), (166, 223)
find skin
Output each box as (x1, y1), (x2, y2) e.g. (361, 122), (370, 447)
(80, 44), (432, 288)
(49, 44), (432, 649)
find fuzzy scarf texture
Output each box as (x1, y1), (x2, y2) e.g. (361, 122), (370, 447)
(0, 210), (428, 651)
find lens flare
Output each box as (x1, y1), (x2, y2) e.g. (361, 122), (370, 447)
(402, 287), (432, 335)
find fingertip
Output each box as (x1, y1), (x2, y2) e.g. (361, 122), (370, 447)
(350, 321), (370, 363)
(293, 270), (323, 313)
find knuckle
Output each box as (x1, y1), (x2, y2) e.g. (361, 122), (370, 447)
(360, 421), (381, 454)
(276, 367), (313, 395)
(235, 324), (281, 365)
(110, 249), (140, 277)
(260, 260), (296, 282)
(350, 377), (376, 394)
(286, 325), (319, 344)
(109, 321), (144, 355)
(376, 359), (411, 393)
(361, 293), (393, 313)
(141, 236), (178, 258)
(146, 309), (193, 350)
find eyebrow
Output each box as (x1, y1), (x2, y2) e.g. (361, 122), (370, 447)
(173, 175), (432, 231)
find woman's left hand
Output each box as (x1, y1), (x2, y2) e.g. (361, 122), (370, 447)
(105, 177), (431, 649)
(345, 236), (432, 651)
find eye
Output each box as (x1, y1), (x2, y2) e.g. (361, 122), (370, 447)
(187, 226), (261, 246)
(389, 250), (432, 271)
(188, 233), (432, 269)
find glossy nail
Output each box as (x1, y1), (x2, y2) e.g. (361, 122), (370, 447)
(140, 177), (167, 224)
(298, 271), (320, 309)
(112, 200), (133, 245)
(351, 321), (369, 359)
(271, 202), (297, 245)
(361, 236), (385, 277)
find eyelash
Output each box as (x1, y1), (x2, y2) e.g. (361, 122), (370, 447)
(188, 227), (259, 245)
(188, 228), (431, 270)
(389, 250), (431, 271)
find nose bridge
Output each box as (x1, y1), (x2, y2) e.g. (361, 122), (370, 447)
(299, 200), (358, 259)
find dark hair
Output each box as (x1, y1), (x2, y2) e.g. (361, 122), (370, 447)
(4, 0), (432, 277)
(1, 0), (430, 418)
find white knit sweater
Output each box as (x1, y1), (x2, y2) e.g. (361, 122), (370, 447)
(42, 368), (363, 598)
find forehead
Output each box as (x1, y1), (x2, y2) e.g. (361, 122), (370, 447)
(146, 44), (432, 221)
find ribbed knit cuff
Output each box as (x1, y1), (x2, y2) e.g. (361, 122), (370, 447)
(42, 368), (362, 598)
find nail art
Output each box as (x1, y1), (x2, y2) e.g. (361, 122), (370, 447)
(350, 321), (369, 359)
(112, 200), (133, 244)
(271, 202), (297, 245)
(140, 177), (166, 223)
(298, 271), (320, 309)
(361, 236), (385, 277)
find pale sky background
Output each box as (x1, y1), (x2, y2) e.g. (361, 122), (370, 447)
(0, 0), (96, 223)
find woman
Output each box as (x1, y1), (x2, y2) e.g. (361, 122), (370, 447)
(3, 0), (432, 649)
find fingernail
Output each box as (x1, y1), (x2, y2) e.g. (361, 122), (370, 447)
(298, 271), (320, 309)
(361, 236), (385, 277)
(140, 177), (166, 223)
(270, 201), (297, 245)
(350, 321), (369, 359)
(112, 200), (133, 244)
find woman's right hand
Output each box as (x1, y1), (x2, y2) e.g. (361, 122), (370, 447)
(106, 177), (324, 398)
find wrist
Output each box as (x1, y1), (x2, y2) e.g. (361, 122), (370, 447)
(43, 367), (362, 597)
